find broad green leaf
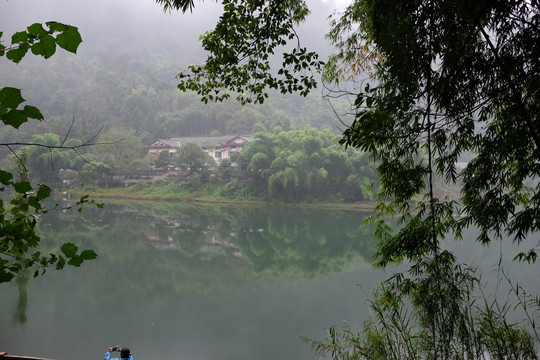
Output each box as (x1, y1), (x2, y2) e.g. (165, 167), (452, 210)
(13, 181), (32, 194)
(80, 250), (98, 260)
(6, 40), (31, 64)
(11, 31), (29, 44)
(0, 268), (15, 283)
(1, 109), (29, 129)
(0, 87), (25, 109)
(67, 256), (83, 267)
(61, 243), (78, 257)
(6, 47), (28, 63)
(30, 34), (57, 58)
(45, 21), (67, 32)
(27, 23), (47, 37)
(0, 170), (13, 185)
(36, 185), (51, 200)
(55, 26), (82, 53)
(21, 105), (44, 120)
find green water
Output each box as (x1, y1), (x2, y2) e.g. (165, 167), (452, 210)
(0, 201), (537, 360)
(0, 202), (381, 360)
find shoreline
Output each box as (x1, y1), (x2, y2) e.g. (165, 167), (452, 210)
(69, 188), (378, 211)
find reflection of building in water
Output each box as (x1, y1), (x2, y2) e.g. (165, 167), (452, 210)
(146, 233), (243, 259)
(200, 236), (243, 259)
(104, 205), (244, 259)
(146, 235), (177, 250)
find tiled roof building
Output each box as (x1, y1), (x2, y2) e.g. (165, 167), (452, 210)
(146, 135), (253, 162)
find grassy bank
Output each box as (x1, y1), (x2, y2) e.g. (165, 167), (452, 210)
(69, 181), (377, 211)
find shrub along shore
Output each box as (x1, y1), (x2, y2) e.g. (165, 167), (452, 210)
(70, 180), (377, 211)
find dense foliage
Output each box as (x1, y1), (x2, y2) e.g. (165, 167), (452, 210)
(155, 0), (540, 357)
(0, 48), (344, 147)
(76, 126), (378, 204)
(326, 0), (540, 357)
(330, 0), (540, 263)
(0, 22), (98, 283)
(157, 0), (540, 256)
(238, 126), (377, 202)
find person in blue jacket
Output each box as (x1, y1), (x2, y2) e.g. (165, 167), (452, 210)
(105, 346), (133, 360)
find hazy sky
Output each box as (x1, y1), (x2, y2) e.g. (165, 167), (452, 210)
(0, 0), (353, 130)
(1, 0), (349, 61)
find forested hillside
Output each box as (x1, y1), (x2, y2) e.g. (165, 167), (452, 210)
(0, 0), (347, 149)
(0, 49), (347, 144)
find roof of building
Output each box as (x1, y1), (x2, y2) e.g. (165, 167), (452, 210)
(149, 135), (253, 149)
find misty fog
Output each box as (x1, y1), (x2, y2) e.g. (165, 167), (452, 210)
(1, 0), (343, 73)
(1, 0), (353, 141)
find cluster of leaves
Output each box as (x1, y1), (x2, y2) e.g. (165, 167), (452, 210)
(163, 0), (540, 262)
(310, 0), (540, 357)
(156, 0), (540, 356)
(0, 22), (98, 282)
(308, 261), (539, 360)
(0, 170), (98, 282)
(0, 22), (81, 128)
(175, 141), (216, 172)
(332, 0), (540, 265)
(171, 0), (323, 104)
(238, 126), (377, 202)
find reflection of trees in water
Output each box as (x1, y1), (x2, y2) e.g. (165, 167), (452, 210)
(31, 203), (375, 305)
(120, 204), (376, 278)
(238, 209), (375, 278)
(42, 203), (376, 277)
(12, 270), (30, 325)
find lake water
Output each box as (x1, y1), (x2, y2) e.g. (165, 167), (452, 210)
(0, 201), (538, 360)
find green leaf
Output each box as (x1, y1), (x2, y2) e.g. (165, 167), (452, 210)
(11, 31), (29, 44)
(0, 269), (15, 283)
(0, 170), (13, 185)
(61, 243), (78, 257)
(30, 34), (57, 58)
(45, 21), (67, 32)
(2, 109), (29, 129)
(21, 105), (44, 120)
(67, 256), (83, 267)
(80, 250), (98, 260)
(13, 181), (32, 194)
(0, 87), (25, 109)
(56, 256), (66, 270)
(6, 44), (29, 63)
(55, 26), (82, 53)
(27, 23), (47, 37)
(36, 185), (51, 200)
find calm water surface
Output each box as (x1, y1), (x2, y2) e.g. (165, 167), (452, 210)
(0, 202), (381, 360)
(0, 201), (537, 360)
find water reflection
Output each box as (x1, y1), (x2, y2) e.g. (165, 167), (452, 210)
(1, 202), (378, 360)
(45, 202), (376, 279)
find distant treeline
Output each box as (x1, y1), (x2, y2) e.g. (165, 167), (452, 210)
(0, 47), (350, 148)
(10, 125), (377, 203)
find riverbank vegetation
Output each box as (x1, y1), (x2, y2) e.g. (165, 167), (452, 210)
(2, 0), (540, 358)
(25, 126), (382, 207)
(158, 0), (540, 357)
